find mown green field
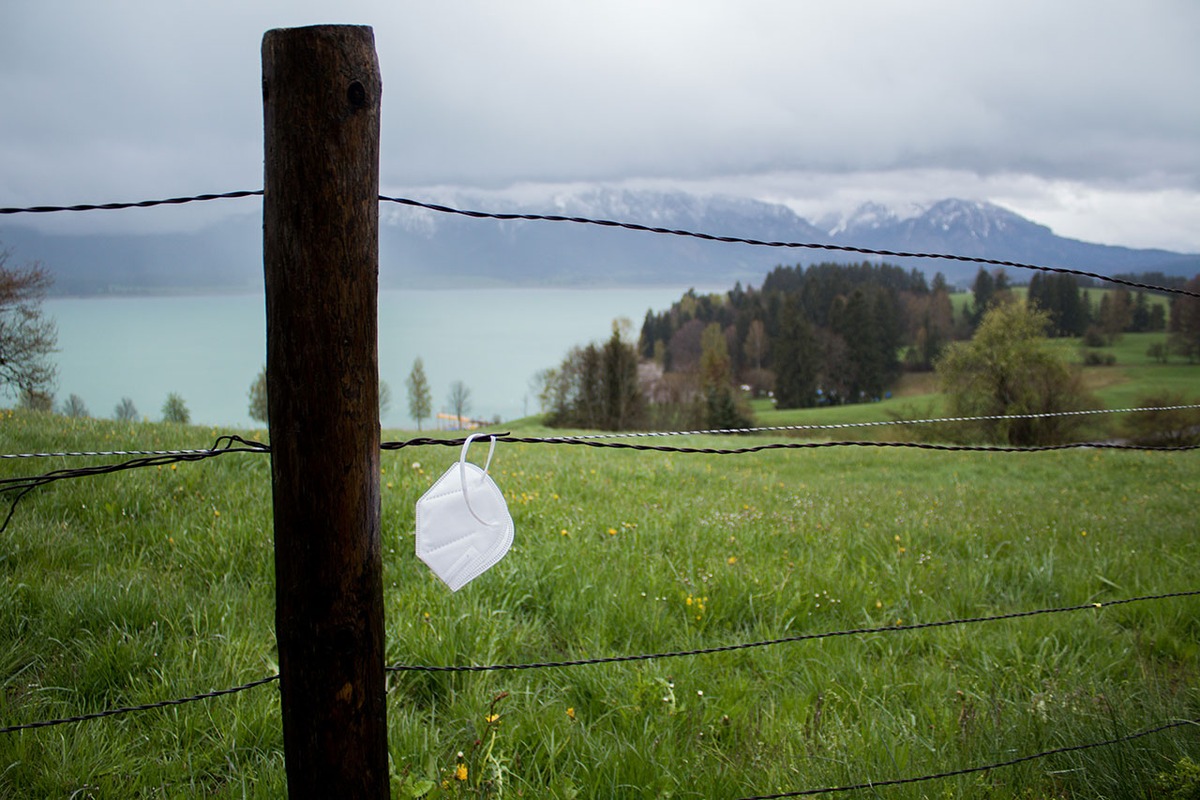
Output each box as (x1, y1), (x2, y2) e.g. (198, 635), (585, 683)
(1, 357), (1199, 798)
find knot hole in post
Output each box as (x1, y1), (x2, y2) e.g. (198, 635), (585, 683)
(347, 80), (367, 109)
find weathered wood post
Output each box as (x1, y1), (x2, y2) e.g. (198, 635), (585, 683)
(262, 25), (387, 798)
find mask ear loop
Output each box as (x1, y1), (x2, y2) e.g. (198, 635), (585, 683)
(459, 433), (498, 527)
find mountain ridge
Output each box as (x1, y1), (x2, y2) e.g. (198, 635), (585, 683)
(2, 189), (1196, 295)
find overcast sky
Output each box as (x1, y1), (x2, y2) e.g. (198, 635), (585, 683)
(1, 1), (1197, 251)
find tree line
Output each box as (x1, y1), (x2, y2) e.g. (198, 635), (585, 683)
(535, 261), (1200, 434)
(247, 358), (475, 430)
(638, 262), (947, 411)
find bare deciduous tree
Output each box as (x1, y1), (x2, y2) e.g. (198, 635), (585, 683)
(0, 246), (57, 403)
(114, 396), (139, 422)
(447, 380), (471, 427)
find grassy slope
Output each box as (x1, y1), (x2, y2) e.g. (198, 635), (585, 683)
(1, 399), (1198, 798)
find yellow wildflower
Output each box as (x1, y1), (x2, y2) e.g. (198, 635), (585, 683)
(455, 763), (468, 781)
(566, 707), (576, 720)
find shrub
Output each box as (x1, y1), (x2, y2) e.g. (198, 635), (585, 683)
(1082, 325), (1108, 347)
(1082, 351), (1116, 366)
(937, 303), (1100, 445)
(1121, 392), (1200, 446)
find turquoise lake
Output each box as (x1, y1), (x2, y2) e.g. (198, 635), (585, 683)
(44, 287), (701, 430)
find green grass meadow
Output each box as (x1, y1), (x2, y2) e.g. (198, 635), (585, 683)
(2, 342), (1199, 798)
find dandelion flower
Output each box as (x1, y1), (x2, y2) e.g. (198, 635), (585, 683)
(566, 707), (576, 720)
(607, 527), (617, 535)
(727, 556), (737, 565)
(455, 764), (468, 781)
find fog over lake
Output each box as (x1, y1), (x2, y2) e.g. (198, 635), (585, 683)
(45, 287), (703, 430)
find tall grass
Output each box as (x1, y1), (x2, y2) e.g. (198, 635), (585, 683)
(1, 408), (1198, 798)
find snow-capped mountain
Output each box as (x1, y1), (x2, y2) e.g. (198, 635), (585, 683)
(821, 198), (1197, 285)
(829, 199), (1047, 247)
(377, 187), (830, 288)
(2, 190), (1195, 295)
(819, 201), (919, 237)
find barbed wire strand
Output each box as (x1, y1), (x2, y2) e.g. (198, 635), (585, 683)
(7, 404), (1199, 460)
(1, 191), (1193, 297)
(0, 190), (263, 214)
(463, 403), (1200, 444)
(0, 590), (1192, 763)
(385, 589), (1200, 673)
(0, 446), (261, 460)
(0, 675), (279, 736)
(381, 196), (1200, 298)
(386, 435), (1200, 456)
(735, 717), (1199, 799)
(3, 433), (1192, 533)
(0, 435), (268, 533)
(5, 405), (1193, 465)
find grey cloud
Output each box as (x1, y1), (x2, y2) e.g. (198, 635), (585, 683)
(0, 0), (1197, 247)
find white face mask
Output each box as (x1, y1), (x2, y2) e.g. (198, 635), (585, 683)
(414, 434), (514, 591)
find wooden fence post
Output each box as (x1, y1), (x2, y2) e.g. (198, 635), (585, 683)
(262, 25), (387, 798)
